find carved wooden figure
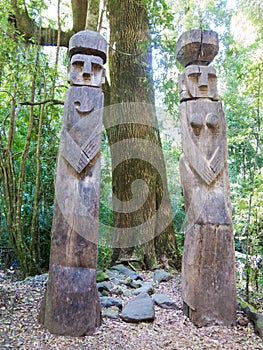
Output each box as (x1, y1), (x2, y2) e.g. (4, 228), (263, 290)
(176, 29), (236, 327)
(39, 30), (107, 336)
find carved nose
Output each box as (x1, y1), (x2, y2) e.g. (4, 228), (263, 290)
(83, 72), (91, 80)
(83, 61), (92, 80)
(199, 84), (208, 89)
(198, 72), (208, 89)
(198, 81), (208, 89)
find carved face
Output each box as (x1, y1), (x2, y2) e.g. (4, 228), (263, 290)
(179, 65), (218, 101)
(68, 54), (105, 87)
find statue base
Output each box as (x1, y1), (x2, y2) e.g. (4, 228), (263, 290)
(39, 265), (101, 336)
(182, 224), (236, 327)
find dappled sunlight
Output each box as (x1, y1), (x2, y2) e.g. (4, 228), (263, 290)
(230, 12), (258, 47)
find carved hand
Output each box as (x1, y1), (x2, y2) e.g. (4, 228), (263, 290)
(60, 126), (101, 173)
(182, 117), (216, 185)
(81, 129), (101, 162)
(199, 162), (217, 185)
(60, 129), (90, 173)
(210, 145), (225, 177)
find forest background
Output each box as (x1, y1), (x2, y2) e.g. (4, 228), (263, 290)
(0, 0), (262, 303)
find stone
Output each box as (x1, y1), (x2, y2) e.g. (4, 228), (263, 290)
(152, 294), (179, 310)
(97, 281), (112, 292)
(110, 277), (122, 286)
(132, 279), (144, 288)
(20, 273), (48, 287)
(111, 286), (124, 296)
(105, 269), (123, 280)
(133, 282), (154, 295)
(110, 264), (143, 280)
(121, 293), (155, 323)
(122, 289), (133, 297)
(153, 269), (172, 283)
(238, 301), (263, 339)
(102, 307), (120, 319)
(100, 297), (123, 310)
(123, 277), (143, 289)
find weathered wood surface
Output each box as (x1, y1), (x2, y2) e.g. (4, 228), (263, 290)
(43, 266), (101, 336)
(39, 30), (106, 336)
(182, 224), (236, 327)
(179, 65), (219, 101)
(68, 30), (107, 62)
(177, 29), (236, 327)
(175, 29), (219, 67)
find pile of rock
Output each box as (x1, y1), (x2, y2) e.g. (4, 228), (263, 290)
(15, 265), (181, 324)
(14, 273), (48, 287)
(97, 264), (180, 323)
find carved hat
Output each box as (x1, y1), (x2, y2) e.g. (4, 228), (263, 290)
(69, 30), (107, 63)
(175, 29), (219, 67)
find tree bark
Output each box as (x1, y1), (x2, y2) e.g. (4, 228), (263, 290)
(10, 0), (73, 46)
(71, 0), (88, 32)
(86, 0), (100, 31)
(106, 0), (181, 269)
(10, 0), (101, 47)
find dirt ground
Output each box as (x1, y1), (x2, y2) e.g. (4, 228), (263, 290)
(0, 270), (262, 350)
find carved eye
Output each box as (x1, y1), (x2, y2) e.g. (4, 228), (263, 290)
(72, 61), (84, 69)
(189, 114), (203, 129)
(91, 63), (102, 72)
(188, 73), (201, 82)
(206, 113), (219, 129)
(208, 73), (217, 79)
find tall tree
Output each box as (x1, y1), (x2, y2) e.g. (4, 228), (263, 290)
(106, 0), (181, 269)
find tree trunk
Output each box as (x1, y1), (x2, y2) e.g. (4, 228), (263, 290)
(86, 0), (100, 31)
(106, 0), (181, 269)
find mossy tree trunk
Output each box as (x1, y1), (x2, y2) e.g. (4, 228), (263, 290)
(106, 0), (181, 269)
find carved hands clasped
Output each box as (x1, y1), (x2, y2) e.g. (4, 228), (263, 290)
(182, 110), (225, 186)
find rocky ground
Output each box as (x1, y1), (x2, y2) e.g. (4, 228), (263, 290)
(0, 267), (263, 350)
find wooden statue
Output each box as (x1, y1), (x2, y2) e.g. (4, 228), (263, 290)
(39, 30), (107, 336)
(176, 29), (236, 327)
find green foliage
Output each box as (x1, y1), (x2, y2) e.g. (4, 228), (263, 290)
(0, 5), (66, 275)
(97, 244), (112, 270)
(99, 129), (113, 267)
(96, 270), (110, 282)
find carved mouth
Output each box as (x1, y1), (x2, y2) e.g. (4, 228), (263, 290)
(74, 101), (94, 115)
